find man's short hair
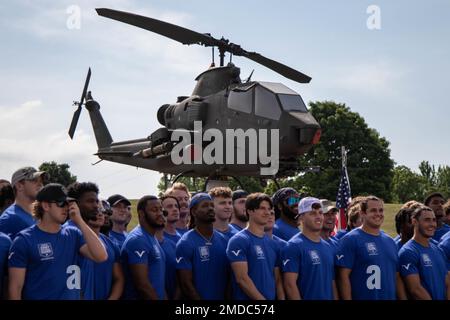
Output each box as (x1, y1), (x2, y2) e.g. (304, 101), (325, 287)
(246, 193), (273, 212)
(164, 182), (189, 197)
(67, 182), (99, 200)
(424, 192), (445, 206)
(160, 195), (180, 208)
(360, 195), (383, 213)
(348, 196), (366, 210)
(137, 195), (158, 213)
(208, 187), (232, 199)
(400, 200), (423, 210)
(411, 206), (434, 221)
(394, 207), (414, 234)
(0, 184), (14, 210)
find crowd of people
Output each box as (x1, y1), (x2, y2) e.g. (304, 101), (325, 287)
(0, 166), (449, 300)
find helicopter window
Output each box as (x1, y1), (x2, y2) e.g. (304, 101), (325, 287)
(228, 89), (253, 114)
(255, 86), (281, 120)
(278, 94), (308, 112)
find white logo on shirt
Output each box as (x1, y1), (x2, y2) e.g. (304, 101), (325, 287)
(135, 250), (145, 258)
(421, 254), (433, 267)
(176, 257), (183, 263)
(336, 254), (344, 260)
(38, 242), (54, 261)
(282, 259), (290, 266)
(254, 245), (265, 259)
(231, 250), (241, 256)
(402, 263), (411, 270)
(8, 252), (14, 260)
(365, 242), (378, 256)
(309, 250), (321, 265)
(199, 246), (210, 262)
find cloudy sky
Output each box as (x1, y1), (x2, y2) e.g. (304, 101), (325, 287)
(1, 0), (449, 199)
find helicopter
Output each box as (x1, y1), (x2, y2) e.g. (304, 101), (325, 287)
(68, 8), (321, 183)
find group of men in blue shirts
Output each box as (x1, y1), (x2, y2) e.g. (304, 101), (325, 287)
(0, 166), (449, 300)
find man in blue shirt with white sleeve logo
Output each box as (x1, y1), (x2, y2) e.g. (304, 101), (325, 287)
(8, 183), (107, 300)
(399, 206), (448, 299)
(272, 188), (300, 241)
(283, 197), (337, 300)
(121, 195), (166, 300)
(227, 193), (281, 300)
(176, 193), (229, 300)
(336, 195), (407, 300)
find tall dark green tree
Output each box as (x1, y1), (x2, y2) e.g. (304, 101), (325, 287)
(39, 162), (77, 187)
(291, 101), (395, 201)
(391, 165), (425, 203)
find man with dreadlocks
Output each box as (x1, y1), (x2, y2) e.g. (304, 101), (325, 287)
(272, 188), (301, 241)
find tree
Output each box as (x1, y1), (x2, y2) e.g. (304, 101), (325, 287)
(39, 162), (77, 187)
(391, 166), (426, 203)
(291, 101), (395, 201)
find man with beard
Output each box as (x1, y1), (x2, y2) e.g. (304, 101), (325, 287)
(8, 183), (107, 300)
(161, 195), (182, 244)
(210, 187), (238, 241)
(272, 188), (300, 241)
(0, 167), (46, 239)
(399, 206), (448, 300)
(319, 200), (339, 252)
(99, 199), (113, 236)
(176, 193), (229, 299)
(107, 194), (132, 249)
(165, 183), (191, 236)
(335, 196), (406, 300)
(424, 193), (450, 242)
(121, 196), (166, 300)
(230, 190), (249, 231)
(283, 197), (337, 300)
(227, 193), (282, 300)
(393, 205), (418, 251)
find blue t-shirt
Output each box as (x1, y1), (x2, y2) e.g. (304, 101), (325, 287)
(80, 233), (120, 300)
(230, 223), (244, 232)
(335, 228), (398, 300)
(121, 226), (166, 300)
(163, 230), (181, 244)
(159, 237), (177, 300)
(0, 232), (12, 299)
(282, 233), (335, 300)
(176, 228), (188, 236)
(273, 219), (299, 241)
(8, 225), (85, 300)
(334, 229), (348, 240)
(323, 236), (339, 255)
(216, 224), (239, 242)
(176, 229), (229, 300)
(0, 204), (35, 240)
(433, 224), (450, 242)
(438, 233), (450, 270)
(109, 230), (128, 250)
(399, 239), (447, 300)
(226, 230), (279, 300)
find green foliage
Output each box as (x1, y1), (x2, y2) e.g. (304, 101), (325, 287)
(391, 165), (425, 203)
(39, 161), (77, 187)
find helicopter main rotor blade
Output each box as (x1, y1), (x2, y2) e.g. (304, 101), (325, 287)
(68, 106), (82, 139)
(68, 68), (91, 139)
(243, 52), (311, 83)
(96, 8), (217, 46)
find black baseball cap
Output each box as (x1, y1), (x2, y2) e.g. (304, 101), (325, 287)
(36, 183), (75, 203)
(232, 190), (249, 202)
(107, 194), (131, 207)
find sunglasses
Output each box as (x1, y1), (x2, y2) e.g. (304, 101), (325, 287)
(286, 196), (300, 206)
(49, 200), (69, 208)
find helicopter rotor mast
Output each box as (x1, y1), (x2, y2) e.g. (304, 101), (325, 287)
(95, 8), (311, 83)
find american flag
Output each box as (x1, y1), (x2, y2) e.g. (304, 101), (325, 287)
(336, 165), (351, 230)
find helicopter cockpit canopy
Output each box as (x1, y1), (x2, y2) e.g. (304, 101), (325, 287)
(228, 81), (308, 120)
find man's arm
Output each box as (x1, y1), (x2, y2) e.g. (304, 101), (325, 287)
(337, 268), (352, 300)
(69, 202), (107, 263)
(446, 271), (450, 300)
(177, 269), (202, 300)
(396, 272), (408, 300)
(231, 261), (266, 300)
(283, 272), (301, 300)
(8, 267), (25, 300)
(403, 274), (432, 300)
(274, 267), (285, 300)
(129, 263), (159, 300)
(108, 262), (125, 300)
(332, 280), (339, 300)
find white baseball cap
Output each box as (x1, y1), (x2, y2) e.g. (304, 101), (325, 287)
(298, 197), (322, 215)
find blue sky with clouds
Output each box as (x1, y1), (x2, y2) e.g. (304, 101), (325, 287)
(1, 0), (449, 198)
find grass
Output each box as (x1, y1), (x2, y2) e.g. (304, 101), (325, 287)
(126, 200), (402, 238)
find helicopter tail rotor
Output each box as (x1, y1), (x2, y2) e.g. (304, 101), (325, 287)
(69, 68), (91, 139)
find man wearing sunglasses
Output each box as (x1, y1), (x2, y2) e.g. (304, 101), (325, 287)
(107, 194), (132, 250)
(8, 183), (107, 300)
(272, 188), (301, 241)
(0, 167), (46, 240)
